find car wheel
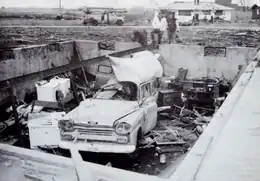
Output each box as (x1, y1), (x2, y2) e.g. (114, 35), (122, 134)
(116, 20), (123, 26)
(128, 128), (143, 159)
(92, 19), (98, 26)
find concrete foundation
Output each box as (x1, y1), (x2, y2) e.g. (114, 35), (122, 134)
(159, 44), (257, 80)
(0, 40), (141, 101)
(0, 42), (258, 102)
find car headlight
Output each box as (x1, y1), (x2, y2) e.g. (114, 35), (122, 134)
(115, 122), (132, 135)
(58, 119), (74, 132)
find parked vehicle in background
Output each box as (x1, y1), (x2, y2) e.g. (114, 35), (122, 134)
(82, 7), (126, 26)
(83, 12), (125, 26)
(177, 15), (193, 26)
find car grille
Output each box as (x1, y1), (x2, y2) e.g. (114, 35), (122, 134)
(77, 128), (113, 136)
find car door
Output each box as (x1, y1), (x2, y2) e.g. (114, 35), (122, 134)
(94, 64), (113, 89)
(139, 81), (158, 134)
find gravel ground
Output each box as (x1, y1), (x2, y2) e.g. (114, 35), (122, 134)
(1, 26), (260, 49)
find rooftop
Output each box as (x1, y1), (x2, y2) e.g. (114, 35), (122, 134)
(159, 2), (234, 10)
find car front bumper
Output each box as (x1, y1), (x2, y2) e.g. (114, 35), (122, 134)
(59, 141), (136, 153)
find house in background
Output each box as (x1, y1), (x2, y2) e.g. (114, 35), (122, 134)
(159, 0), (234, 23)
(251, 3), (260, 19)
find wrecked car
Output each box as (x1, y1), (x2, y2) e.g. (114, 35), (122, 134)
(29, 51), (163, 154)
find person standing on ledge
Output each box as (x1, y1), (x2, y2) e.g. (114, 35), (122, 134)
(166, 11), (179, 44)
(151, 10), (167, 47)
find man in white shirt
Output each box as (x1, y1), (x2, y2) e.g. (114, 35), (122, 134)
(151, 11), (167, 46)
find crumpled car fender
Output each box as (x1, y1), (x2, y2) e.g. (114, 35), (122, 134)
(118, 108), (144, 131)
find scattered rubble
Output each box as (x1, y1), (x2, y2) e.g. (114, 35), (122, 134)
(0, 46), (232, 176)
(1, 27), (260, 50)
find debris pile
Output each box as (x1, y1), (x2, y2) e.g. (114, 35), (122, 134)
(1, 27), (260, 49)
(126, 74), (231, 175)
(0, 50), (232, 176)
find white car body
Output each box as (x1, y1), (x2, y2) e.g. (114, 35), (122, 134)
(177, 16), (193, 26)
(29, 51), (163, 154)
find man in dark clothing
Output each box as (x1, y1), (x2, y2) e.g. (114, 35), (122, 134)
(210, 15), (214, 24)
(131, 30), (148, 47)
(166, 12), (179, 44)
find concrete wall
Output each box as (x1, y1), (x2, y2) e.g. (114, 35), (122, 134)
(0, 40), (140, 101)
(0, 40), (141, 82)
(0, 41), (73, 81)
(159, 44), (257, 80)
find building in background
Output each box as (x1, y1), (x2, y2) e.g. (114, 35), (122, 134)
(251, 3), (260, 19)
(159, 1), (234, 23)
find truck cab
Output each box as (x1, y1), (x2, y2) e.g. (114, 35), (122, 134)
(58, 51), (163, 154)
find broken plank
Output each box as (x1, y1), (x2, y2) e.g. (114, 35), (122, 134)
(156, 141), (186, 146)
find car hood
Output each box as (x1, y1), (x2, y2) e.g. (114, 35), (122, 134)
(64, 99), (139, 126)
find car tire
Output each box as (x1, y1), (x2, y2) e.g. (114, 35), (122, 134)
(116, 20), (124, 26)
(128, 128), (143, 159)
(91, 19), (98, 26)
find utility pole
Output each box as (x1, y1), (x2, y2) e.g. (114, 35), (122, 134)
(59, 0), (62, 15)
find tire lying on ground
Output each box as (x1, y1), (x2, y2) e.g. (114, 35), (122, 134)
(116, 20), (124, 26)
(91, 19), (99, 26)
(83, 18), (98, 26)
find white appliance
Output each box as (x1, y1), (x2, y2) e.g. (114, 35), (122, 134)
(35, 77), (71, 102)
(35, 80), (60, 102)
(28, 112), (65, 149)
(50, 76), (71, 96)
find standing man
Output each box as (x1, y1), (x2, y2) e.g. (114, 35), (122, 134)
(166, 11), (179, 44)
(151, 11), (167, 47)
(210, 15), (214, 24)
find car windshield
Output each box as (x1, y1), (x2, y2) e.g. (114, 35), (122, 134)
(94, 81), (137, 101)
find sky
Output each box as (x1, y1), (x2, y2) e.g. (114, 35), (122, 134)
(231, 0), (260, 6)
(0, 0), (164, 8)
(0, 0), (216, 9)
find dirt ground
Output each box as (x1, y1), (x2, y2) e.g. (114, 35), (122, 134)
(1, 26), (260, 49)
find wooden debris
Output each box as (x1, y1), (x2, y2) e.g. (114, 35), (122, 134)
(193, 109), (210, 123)
(196, 126), (204, 134)
(156, 141), (186, 146)
(176, 68), (188, 81)
(157, 106), (171, 112)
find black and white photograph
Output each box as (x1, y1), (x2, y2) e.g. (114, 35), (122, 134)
(0, 0), (260, 181)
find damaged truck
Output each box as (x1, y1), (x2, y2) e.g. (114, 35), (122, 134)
(28, 51), (163, 155)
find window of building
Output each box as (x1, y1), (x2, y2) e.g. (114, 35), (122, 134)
(215, 10), (224, 16)
(202, 10), (211, 15)
(178, 10), (192, 16)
